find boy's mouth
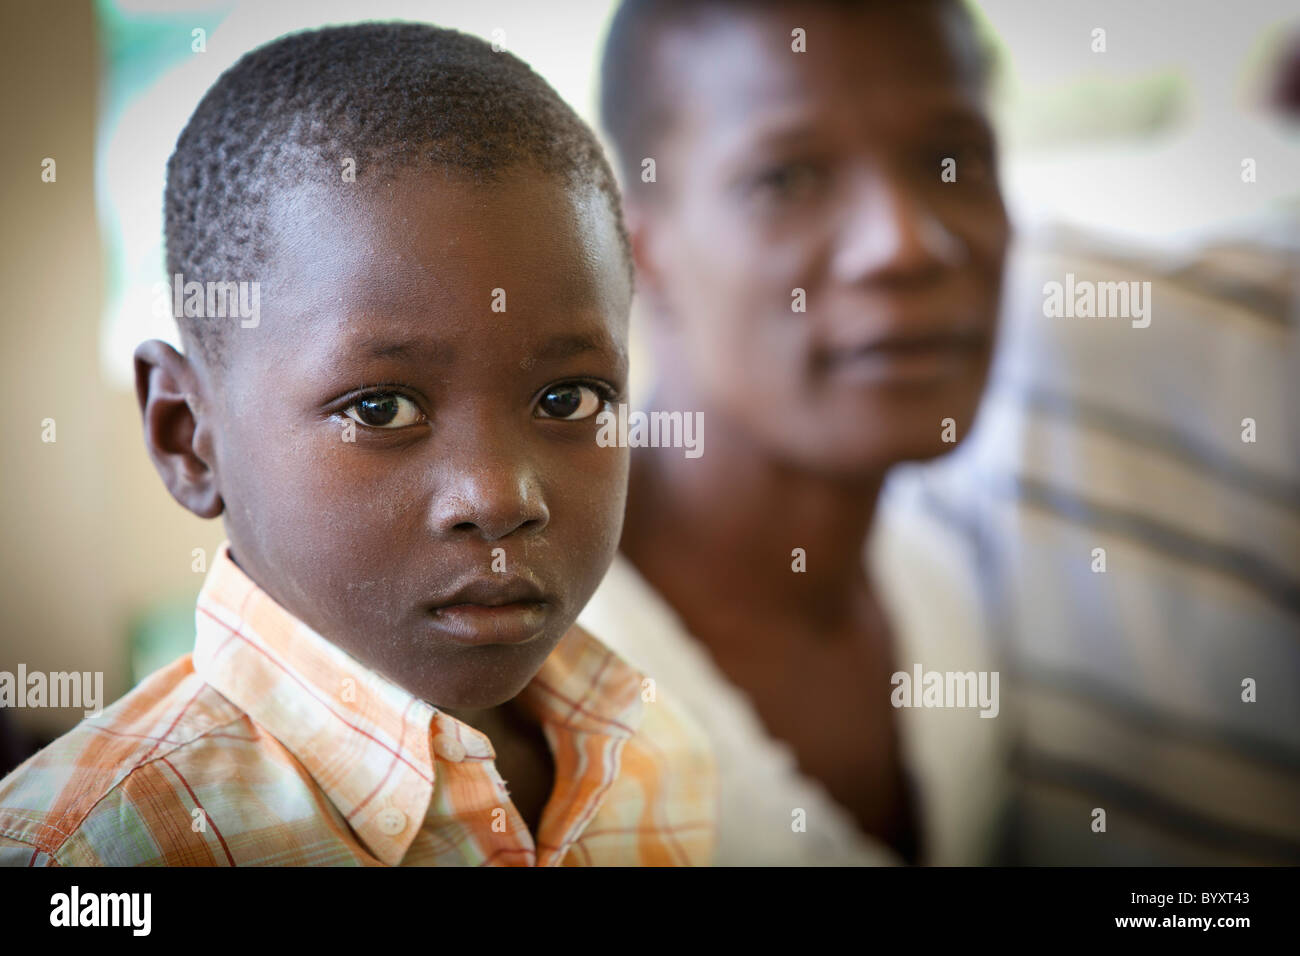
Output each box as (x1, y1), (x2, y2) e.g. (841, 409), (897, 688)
(425, 576), (550, 646)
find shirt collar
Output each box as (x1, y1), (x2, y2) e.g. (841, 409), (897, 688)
(192, 541), (644, 864)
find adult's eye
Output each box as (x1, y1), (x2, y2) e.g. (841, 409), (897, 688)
(749, 161), (825, 203)
(344, 393), (423, 428)
(536, 383), (603, 420)
(931, 142), (994, 183)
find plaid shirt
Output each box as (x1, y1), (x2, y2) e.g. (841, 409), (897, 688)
(0, 543), (715, 866)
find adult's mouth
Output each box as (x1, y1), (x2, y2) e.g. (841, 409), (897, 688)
(820, 327), (988, 386)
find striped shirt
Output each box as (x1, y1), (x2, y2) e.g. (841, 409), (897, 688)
(0, 542), (715, 866)
(901, 217), (1300, 864)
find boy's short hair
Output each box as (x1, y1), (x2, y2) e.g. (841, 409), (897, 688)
(165, 21), (631, 368)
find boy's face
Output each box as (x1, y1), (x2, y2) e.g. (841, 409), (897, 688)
(192, 169), (630, 710)
(636, 1), (1009, 475)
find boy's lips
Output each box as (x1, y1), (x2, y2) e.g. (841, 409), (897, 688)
(424, 575), (551, 646)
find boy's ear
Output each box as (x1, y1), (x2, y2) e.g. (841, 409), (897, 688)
(133, 339), (223, 519)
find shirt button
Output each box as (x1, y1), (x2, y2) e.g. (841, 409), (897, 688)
(432, 733), (466, 763)
(376, 807), (407, 836)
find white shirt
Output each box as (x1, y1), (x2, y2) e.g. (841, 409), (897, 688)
(578, 470), (1012, 866)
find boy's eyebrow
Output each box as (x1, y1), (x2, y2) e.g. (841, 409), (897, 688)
(534, 332), (627, 366)
(361, 338), (438, 361)
(353, 331), (626, 366)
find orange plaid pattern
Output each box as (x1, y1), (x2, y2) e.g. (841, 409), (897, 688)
(0, 543), (715, 866)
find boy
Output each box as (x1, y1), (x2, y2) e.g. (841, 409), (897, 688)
(0, 22), (714, 866)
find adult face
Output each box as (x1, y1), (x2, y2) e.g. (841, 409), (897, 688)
(633, 1), (1010, 476)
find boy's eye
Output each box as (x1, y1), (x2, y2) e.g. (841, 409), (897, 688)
(344, 393), (423, 429)
(535, 383), (603, 420)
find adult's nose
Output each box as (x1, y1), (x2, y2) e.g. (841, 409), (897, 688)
(828, 166), (967, 289)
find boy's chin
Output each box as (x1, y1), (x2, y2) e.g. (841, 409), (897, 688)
(398, 622), (572, 712)
(423, 669), (542, 713)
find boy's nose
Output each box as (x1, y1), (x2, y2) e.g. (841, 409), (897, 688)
(427, 460), (550, 541)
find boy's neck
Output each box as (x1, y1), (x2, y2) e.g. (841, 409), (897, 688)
(440, 699), (520, 738)
(439, 697), (556, 838)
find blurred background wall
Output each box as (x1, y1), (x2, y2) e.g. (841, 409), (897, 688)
(1, 2), (205, 749)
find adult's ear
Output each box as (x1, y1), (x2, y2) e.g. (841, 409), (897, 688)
(133, 339), (223, 519)
(624, 199), (680, 329)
